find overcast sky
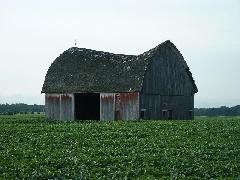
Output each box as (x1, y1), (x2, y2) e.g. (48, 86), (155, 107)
(0, 0), (239, 107)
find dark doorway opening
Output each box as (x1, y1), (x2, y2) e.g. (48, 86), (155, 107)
(75, 93), (100, 120)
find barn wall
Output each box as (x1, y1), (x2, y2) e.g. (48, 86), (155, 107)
(45, 93), (74, 120)
(140, 94), (194, 120)
(100, 93), (115, 120)
(46, 92), (140, 121)
(45, 94), (60, 120)
(115, 92), (139, 120)
(140, 43), (195, 120)
(100, 92), (139, 120)
(60, 94), (74, 120)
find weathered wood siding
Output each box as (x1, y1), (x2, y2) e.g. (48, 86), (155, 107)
(140, 94), (194, 119)
(140, 44), (195, 119)
(60, 94), (74, 120)
(45, 94), (60, 119)
(100, 93), (115, 120)
(115, 92), (139, 120)
(100, 92), (139, 120)
(141, 46), (194, 95)
(46, 92), (139, 121)
(45, 93), (74, 120)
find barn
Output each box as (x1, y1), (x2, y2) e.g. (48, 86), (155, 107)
(41, 40), (198, 120)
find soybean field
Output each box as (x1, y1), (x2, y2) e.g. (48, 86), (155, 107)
(0, 115), (240, 179)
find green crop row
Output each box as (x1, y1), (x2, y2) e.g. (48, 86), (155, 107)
(0, 115), (240, 179)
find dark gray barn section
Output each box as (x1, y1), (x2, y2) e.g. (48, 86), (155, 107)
(42, 40), (198, 120)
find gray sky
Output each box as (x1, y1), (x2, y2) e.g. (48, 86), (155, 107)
(0, 0), (239, 107)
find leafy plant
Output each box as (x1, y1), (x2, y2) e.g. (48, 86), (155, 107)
(0, 115), (239, 178)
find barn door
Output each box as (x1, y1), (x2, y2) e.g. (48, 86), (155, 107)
(115, 93), (122, 120)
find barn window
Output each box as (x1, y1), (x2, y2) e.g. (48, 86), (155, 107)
(140, 109), (146, 119)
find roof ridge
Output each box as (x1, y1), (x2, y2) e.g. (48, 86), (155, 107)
(67, 47), (136, 57)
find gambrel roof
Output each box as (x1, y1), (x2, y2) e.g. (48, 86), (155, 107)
(41, 40), (198, 93)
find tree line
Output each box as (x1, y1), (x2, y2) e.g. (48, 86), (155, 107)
(0, 103), (240, 116)
(0, 103), (44, 115)
(194, 105), (240, 116)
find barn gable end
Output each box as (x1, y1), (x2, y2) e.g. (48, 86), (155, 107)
(141, 40), (197, 95)
(139, 41), (197, 119)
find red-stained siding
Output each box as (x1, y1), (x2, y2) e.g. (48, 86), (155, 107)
(114, 92), (139, 120)
(45, 94), (74, 120)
